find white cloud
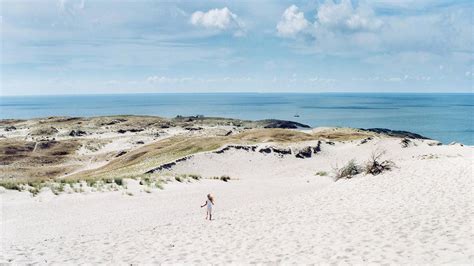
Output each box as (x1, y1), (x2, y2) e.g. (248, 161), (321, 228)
(276, 5), (309, 37)
(147, 75), (256, 84)
(370, 0), (438, 9)
(147, 76), (177, 83)
(382, 75), (433, 82)
(279, 0), (473, 61)
(316, 0), (383, 32)
(58, 0), (85, 13)
(2, 1), (472, 94)
(105, 80), (118, 85)
(276, 1), (384, 50)
(148, 76), (197, 83)
(308, 76), (336, 83)
(387, 77), (402, 82)
(190, 7), (244, 35)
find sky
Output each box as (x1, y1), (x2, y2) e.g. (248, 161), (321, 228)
(1, 0), (473, 95)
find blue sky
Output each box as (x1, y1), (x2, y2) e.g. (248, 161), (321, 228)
(1, 0), (473, 95)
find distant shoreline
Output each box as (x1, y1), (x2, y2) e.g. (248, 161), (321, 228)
(0, 114), (472, 145)
(1, 93), (472, 145)
(0, 114), (468, 188)
(1, 114), (470, 148)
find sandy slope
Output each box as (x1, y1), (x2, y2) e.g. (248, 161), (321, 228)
(1, 139), (473, 264)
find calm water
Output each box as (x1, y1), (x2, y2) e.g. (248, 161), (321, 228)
(1, 93), (473, 145)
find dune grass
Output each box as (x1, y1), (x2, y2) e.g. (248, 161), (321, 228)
(0, 174), (168, 196)
(315, 171), (328, 176)
(65, 128), (332, 181)
(333, 159), (361, 181)
(312, 128), (376, 141)
(1, 127), (374, 190)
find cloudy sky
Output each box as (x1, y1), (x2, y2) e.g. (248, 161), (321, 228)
(1, 0), (473, 95)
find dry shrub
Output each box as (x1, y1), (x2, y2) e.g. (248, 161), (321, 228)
(220, 175), (231, 182)
(364, 149), (395, 175)
(333, 159), (361, 181)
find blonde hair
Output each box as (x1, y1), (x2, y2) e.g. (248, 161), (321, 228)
(207, 194), (214, 204)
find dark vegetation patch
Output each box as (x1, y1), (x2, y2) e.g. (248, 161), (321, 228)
(29, 127), (59, 136)
(41, 117), (82, 123)
(363, 128), (429, 139)
(0, 119), (25, 126)
(69, 130), (87, 137)
(258, 119), (310, 129)
(117, 128), (144, 134)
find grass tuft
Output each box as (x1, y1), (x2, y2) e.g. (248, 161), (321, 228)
(315, 171), (328, 176)
(114, 177), (123, 186)
(0, 181), (22, 191)
(333, 159), (361, 181)
(189, 174), (201, 180)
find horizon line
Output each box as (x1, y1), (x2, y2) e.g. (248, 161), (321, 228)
(2, 91), (473, 97)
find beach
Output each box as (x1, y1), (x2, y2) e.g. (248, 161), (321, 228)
(1, 115), (472, 264)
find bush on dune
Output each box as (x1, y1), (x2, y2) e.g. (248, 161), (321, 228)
(189, 174), (201, 180)
(114, 177), (124, 186)
(220, 175), (231, 182)
(364, 150), (395, 175)
(332, 150), (395, 181)
(0, 181), (22, 191)
(210, 175), (231, 182)
(333, 159), (361, 181)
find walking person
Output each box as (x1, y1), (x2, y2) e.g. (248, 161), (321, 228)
(201, 194), (214, 220)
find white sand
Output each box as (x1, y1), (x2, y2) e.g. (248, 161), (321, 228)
(1, 138), (473, 264)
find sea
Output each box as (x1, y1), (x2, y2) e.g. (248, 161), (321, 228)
(1, 93), (473, 145)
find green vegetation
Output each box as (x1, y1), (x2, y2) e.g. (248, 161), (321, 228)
(67, 128), (344, 182)
(155, 181), (164, 190)
(171, 173), (203, 183)
(114, 178), (123, 186)
(333, 159), (361, 181)
(189, 174), (201, 180)
(0, 176), (145, 196)
(85, 179), (97, 187)
(332, 151), (395, 181)
(0, 180), (22, 191)
(1, 116), (378, 194)
(315, 171), (328, 176)
(139, 176), (153, 186)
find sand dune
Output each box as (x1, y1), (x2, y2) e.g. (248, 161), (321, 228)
(1, 138), (472, 264)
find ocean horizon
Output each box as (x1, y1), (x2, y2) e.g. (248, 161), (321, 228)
(1, 92), (473, 145)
